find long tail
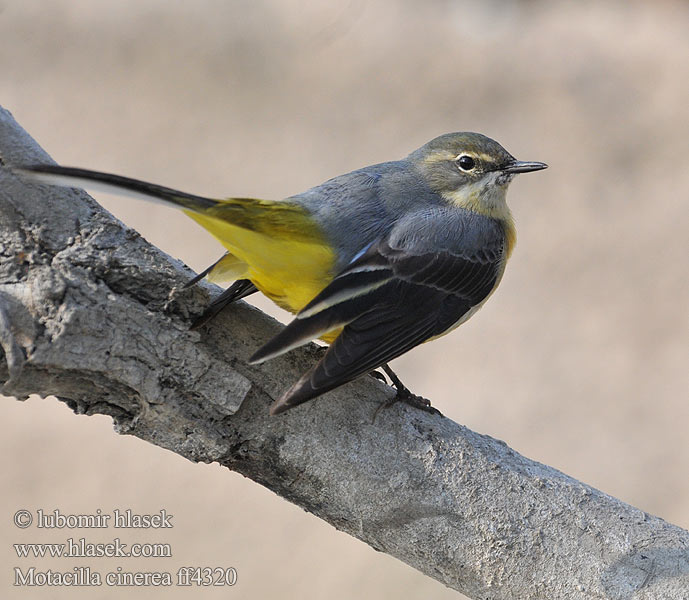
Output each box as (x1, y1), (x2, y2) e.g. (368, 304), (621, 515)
(15, 164), (219, 213)
(16, 164), (323, 243)
(18, 162), (335, 325)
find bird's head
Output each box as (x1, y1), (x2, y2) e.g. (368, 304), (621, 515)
(410, 132), (547, 217)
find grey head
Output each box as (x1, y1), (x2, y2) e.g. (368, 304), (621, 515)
(409, 132), (547, 197)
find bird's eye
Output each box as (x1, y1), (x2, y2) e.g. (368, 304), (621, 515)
(456, 155), (476, 172)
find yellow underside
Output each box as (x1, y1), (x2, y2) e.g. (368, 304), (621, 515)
(184, 207), (342, 342)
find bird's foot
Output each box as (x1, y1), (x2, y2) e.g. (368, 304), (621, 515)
(372, 364), (443, 420)
(387, 385), (442, 416)
(393, 387), (441, 415)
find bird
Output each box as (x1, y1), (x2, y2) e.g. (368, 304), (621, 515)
(18, 132), (547, 415)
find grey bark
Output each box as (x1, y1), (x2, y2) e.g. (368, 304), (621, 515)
(1, 105), (687, 599)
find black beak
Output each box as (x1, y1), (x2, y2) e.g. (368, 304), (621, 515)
(502, 160), (548, 174)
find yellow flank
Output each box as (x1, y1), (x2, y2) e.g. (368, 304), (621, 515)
(182, 199), (336, 315)
(205, 253), (247, 283)
(501, 215), (517, 260)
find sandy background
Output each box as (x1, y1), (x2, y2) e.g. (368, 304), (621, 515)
(1, 0), (688, 598)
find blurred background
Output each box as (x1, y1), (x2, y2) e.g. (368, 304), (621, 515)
(1, 0), (688, 598)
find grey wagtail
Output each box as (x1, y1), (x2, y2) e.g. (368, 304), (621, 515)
(18, 132), (547, 415)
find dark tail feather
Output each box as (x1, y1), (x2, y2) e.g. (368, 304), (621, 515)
(16, 164), (219, 213)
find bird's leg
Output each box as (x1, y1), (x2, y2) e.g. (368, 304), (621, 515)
(377, 363), (442, 417)
(368, 369), (388, 383)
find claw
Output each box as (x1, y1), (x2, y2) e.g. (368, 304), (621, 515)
(392, 387), (442, 416)
(372, 363), (443, 420)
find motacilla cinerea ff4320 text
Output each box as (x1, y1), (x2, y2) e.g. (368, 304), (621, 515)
(18, 132), (546, 415)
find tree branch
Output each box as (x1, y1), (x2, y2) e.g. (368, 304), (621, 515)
(1, 106), (688, 599)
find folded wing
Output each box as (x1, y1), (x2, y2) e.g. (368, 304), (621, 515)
(253, 224), (505, 413)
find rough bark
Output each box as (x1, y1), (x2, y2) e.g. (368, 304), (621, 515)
(1, 106), (688, 599)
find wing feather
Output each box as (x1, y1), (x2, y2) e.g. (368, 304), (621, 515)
(256, 208), (506, 413)
(270, 290), (470, 413)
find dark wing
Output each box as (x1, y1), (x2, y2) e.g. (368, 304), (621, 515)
(253, 233), (505, 414)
